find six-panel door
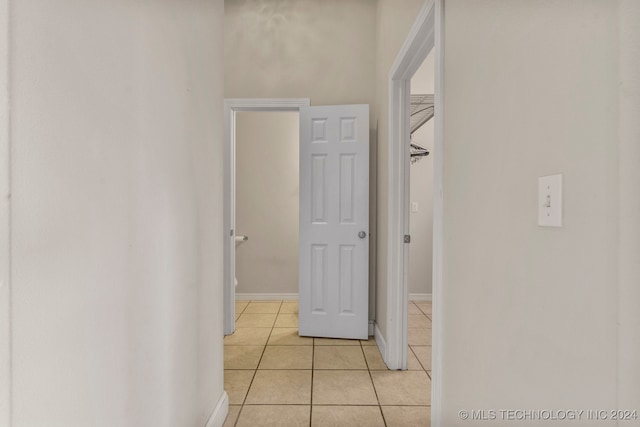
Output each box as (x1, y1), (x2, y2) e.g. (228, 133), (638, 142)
(298, 104), (369, 339)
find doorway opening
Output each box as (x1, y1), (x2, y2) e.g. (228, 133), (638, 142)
(234, 110), (300, 303)
(223, 99), (309, 336)
(406, 46), (436, 382)
(386, 0), (443, 423)
(224, 100), (371, 341)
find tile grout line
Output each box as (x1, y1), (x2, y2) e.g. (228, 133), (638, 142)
(408, 345), (427, 372)
(230, 300), (430, 425)
(230, 403), (425, 407)
(233, 301), (281, 426)
(230, 300), (250, 427)
(309, 328), (315, 426)
(411, 300), (433, 409)
(360, 339), (388, 427)
(272, 300), (313, 424)
(229, 302), (246, 427)
(409, 302), (432, 415)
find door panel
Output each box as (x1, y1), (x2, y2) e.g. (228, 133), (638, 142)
(299, 104), (369, 339)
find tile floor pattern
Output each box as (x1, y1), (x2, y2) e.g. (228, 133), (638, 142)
(223, 300), (432, 427)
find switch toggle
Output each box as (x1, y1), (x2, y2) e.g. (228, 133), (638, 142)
(538, 174), (563, 227)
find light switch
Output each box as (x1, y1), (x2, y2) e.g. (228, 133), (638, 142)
(538, 174), (563, 227)
(411, 202), (419, 213)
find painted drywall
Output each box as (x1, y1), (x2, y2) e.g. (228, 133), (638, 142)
(408, 122), (434, 296)
(618, 0), (640, 414)
(440, 1), (619, 424)
(374, 0), (426, 338)
(224, 0), (376, 107)
(235, 112), (299, 294)
(225, 0), (379, 317)
(0, 0), (9, 423)
(409, 50), (435, 296)
(9, 1), (226, 426)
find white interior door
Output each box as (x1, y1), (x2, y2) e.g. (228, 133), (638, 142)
(299, 104), (369, 339)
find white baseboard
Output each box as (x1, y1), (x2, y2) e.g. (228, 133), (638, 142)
(235, 293), (298, 301)
(374, 322), (388, 368)
(205, 391), (228, 427)
(409, 293), (432, 302)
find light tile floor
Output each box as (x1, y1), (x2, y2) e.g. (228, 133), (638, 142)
(224, 300), (432, 427)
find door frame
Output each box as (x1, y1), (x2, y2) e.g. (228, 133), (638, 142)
(385, 0), (444, 423)
(223, 98), (310, 335)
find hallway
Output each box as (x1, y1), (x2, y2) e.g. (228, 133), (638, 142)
(223, 300), (432, 426)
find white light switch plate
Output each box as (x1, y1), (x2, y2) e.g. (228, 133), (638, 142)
(538, 174), (563, 227)
(411, 202), (419, 213)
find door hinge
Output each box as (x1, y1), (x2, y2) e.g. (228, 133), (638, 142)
(230, 229), (234, 236)
(404, 235), (411, 243)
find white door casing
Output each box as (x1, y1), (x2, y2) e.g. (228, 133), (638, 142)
(223, 99), (310, 336)
(298, 105), (369, 340)
(387, 0), (442, 424)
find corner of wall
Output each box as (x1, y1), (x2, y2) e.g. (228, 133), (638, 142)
(374, 321), (388, 366)
(204, 392), (229, 427)
(0, 0), (11, 423)
(617, 0), (640, 412)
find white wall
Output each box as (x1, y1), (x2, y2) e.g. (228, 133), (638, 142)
(9, 1), (226, 426)
(617, 0), (640, 414)
(235, 112), (299, 295)
(0, 0), (10, 424)
(224, 0), (376, 107)
(440, 1), (620, 424)
(409, 50), (435, 296)
(408, 123), (434, 296)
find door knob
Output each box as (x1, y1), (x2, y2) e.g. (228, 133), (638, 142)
(358, 231), (367, 239)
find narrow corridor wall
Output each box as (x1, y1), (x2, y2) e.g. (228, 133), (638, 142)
(617, 0), (640, 414)
(9, 1), (226, 425)
(441, 1), (619, 424)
